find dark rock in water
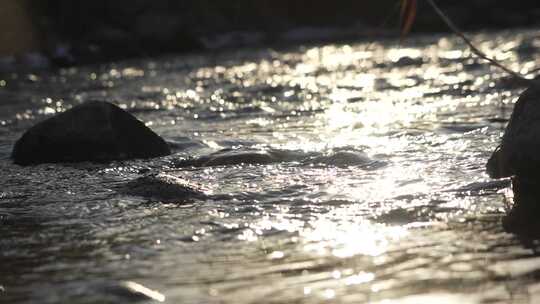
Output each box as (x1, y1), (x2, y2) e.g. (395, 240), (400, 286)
(71, 280), (164, 303)
(202, 150), (277, 167)
(175, 148), (281, 167)
(487, 84), (540, 237)
(12, 101), (171, 165)
(122, 173), (208, 202)
(306, 151), (378, 168)
(487, 85), (540, 179)
(393, 56), (424, 67)
(103, 281), (165, 302)
(173, 148), (383, 169)
(501, 177), (540, 237)
(450, 179), (510, 195)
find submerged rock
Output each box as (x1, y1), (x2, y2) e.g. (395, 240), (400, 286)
(174, 148), (285, 167)
(197, 149), (277, 167)
(65, 280), (165, 303)
(121, 173), (208, 202)
(487, 85), (540, 179)
(12, 101), (171, 165)
(307, 151), (376, 167)
(174, 148), (383, 169)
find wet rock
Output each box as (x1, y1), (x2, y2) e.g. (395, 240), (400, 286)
(501, 177), (540, 237)
(175, 148), (280, 167)
(452, 179), (511, 195)
(64, 280), (165, 303)
(393, 56), (424, 67)
(12, 101), (171, 165)
(121, 173), (208, 202)
(202, 150), (277, 167)
(486, 85), (540, 236)
(174, 148), (383, 169)
(306, 151), (376, 168)
(487, 85), (540, 179)
(494, 75), (533, 91)
(103, 281), (165, 302)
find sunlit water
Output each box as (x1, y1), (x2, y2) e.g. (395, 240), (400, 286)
(2, 29), (540, 303)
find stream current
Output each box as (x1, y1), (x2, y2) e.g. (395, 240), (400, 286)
(1, 29), (540, 303)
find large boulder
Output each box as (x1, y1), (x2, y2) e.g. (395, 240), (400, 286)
(12, 101), (171, 165)
(487, 85), (540, 179)
(486, 84), (540, 236)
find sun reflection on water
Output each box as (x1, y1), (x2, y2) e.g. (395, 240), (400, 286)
(302, 219), (409, 258)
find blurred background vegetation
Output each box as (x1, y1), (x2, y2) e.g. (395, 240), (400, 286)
(2, 0), (540, 64)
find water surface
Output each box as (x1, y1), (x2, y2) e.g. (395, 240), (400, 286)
(1, 29), (540, 303)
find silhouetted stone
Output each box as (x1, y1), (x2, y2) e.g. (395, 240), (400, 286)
(501, 177), (540, 237)
(174, 148), (281, 168)
(122, 173), (208, 202)
(487, 85), (540, 179)
(486, 85), (540, 236)
(308, 151), (374, 167)
(12, 101), (170, 165)
(65, 280), (165, 303)
(173, 148), (382, 169)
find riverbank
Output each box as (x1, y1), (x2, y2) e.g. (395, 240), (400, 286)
(2, 1), (540, 68)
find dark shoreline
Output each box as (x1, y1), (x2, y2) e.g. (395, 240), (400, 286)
(3, 1), (540, 69)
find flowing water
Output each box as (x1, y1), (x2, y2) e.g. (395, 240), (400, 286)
(2, 29), (540, 304)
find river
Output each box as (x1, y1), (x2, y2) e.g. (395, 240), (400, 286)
(1, 28), (539, 303)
